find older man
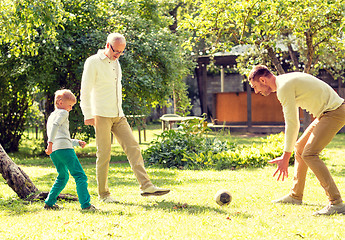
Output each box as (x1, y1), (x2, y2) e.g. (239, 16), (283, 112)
(80, 33), (170, 203)
(248, 65), (345, 215)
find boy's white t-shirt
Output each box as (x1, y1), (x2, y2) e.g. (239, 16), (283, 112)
(47, 109), (79, 152)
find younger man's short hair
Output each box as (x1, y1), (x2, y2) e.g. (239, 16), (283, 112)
(248, 65), (273, 82)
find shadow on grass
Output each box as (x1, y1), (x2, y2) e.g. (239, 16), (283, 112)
(300, 202), (326, 208)
(9, 152), (128, 167)
(30, 162), (179, 191)
(0, 198), (40, 215)
(0, 197), (252, 219)
(106, 199), (253, 218)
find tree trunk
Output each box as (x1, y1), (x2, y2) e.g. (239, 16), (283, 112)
(0, 144), (77, 201)
(168, 2), (184, 33)
(266, 46), (285, 74)
(287, 44), (300, 71)
(0, 144), (39, 199)
(304, 30), (314, 74)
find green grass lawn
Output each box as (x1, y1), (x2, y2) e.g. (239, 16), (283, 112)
(1, 125), (345, 239)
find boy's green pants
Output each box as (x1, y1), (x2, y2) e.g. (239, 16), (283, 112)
(45, 149), (91, 209)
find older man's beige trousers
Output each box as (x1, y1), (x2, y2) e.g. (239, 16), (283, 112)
(94, 116), (153, 198)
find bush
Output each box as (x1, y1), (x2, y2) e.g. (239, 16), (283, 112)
(144, 119), (293, 170)
(144, 129), (234, 169)
(208, 133), (293, 170)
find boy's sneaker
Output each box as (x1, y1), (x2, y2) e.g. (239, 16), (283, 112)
(82, 204), (99, 211)
(99, 195), (118, 203)
(272, 195), (302, 205)
(313, 202), (345, 216)
(44, 204), (61, 210)
(141, 185), (170, 196)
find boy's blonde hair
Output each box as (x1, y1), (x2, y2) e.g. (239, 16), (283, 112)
(54, 89), (76, 108)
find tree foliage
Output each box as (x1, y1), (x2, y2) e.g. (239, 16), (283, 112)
(0, 0), (194, 152)
(0, 0), (64, 56)
(110, 0), (194, 116)
(0, 0), (65, 152)
(0, 46), (32, 151)
(29, 0), (111, 143)
(180, 0), (345, 77)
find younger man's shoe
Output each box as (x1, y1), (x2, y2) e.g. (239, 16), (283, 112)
(313, 202), (345, 216)
(44, 204), (61, 210)
(82, 204), (99, 211)
(99, 195), (119, 203)
(141, 186), (170, 197)
(272, 195), (302, 205)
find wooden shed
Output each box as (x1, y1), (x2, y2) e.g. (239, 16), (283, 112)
(195, 51), (345, 133)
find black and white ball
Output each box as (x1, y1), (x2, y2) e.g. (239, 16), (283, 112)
(214, 189), (232, 206)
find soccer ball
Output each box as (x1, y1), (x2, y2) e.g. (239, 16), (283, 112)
(214, 189), (232, 206)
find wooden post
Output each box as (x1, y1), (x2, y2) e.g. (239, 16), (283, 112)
(138, 125), (141, 144)
(220, 66), (224, 92)
(246, 81), (252, 128)
(196, 56), (210, 116)
(202, 64), (208, 114)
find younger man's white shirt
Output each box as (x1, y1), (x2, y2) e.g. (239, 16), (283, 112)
(276, 72), (344, 152)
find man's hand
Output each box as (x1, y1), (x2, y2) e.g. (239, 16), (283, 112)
(268, 152), (292, 181)
(84, 118), (95, 126)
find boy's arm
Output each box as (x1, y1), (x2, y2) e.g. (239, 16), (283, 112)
(71, 139), (86, 148)
(45, 142), (53, 155)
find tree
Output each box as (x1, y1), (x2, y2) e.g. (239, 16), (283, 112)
(28, 0), (111, 144)
(1, 0), (195, 154)
(0, 144), (37, 199)
(0, 0), (64, 56)
(179, 0), (345, 130)
(1, 0), (194, 152)
(0, 45), (32, 152)
(0, 0), (65, 152)
(0, 0), (194, 203)
(110, 0), (194, 116)
(31, 0), (195, 147)
(288, 0), (345, 74)
(0, 144), (77, 201)
(179, 0), (345, 77)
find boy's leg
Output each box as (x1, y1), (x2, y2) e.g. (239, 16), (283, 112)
(111, 117), (152, 190)
(63, 149), (91, 209)
(302, 104), (345, 204)
(94, 116), (113, 198)
(45, 150), (69, 207)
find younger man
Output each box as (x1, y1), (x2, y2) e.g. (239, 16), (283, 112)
(45, 89), (97, 211)
(248, 65), (345, 215)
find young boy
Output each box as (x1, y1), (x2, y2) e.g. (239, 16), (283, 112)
(45, 89), (97, 211)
